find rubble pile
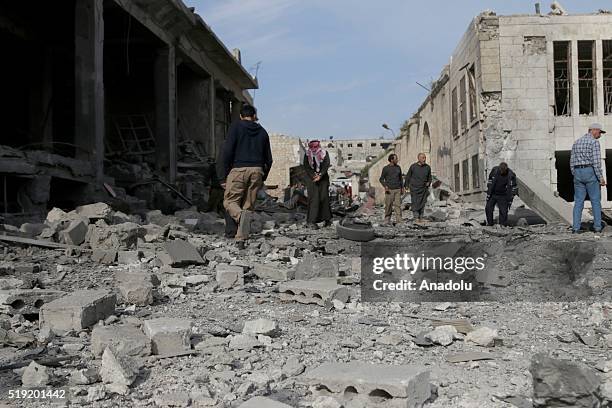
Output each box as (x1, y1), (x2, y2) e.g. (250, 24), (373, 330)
(0, 201), (610, 407)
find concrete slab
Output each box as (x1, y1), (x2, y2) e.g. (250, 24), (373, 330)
(91, 249), (117, 264)
(75, 202), (113, 220)
(253, 263), (294, 281)
(302, 361), (431, 405)
(91, 324), (151, 357)
(216, 264), (244, 289)
(516, 170), (573, 225)
(143, 318), (192, 355)
(0, 289), (65, 315)
(59, 219), (88, 246)
(295, 255), (339, 280)
(239, 396), (292, 408)
(39, 290), (116, 332)
(278, 278), (349, 306)
(163, 240), (204, 266)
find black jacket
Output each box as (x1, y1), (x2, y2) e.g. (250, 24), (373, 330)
(222, 120), (273, 181)
(303, 152), (330, 179)
(379, 164), (403, 190)
(486, 166), (518, 200)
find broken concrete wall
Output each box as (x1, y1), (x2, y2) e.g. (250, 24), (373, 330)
(266, 134), (305, 199)
(496, 14), (612, 206)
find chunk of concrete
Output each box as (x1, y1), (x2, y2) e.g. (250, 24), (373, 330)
(59, 218), (88, 246)
(0, 289), (65, 315)
(516, 170), (573, 225)
(530, 353), (601, 407)
(115, 270), (159, 306)
(163, 240), (204, 266)
(69, 368), (100, 385)
(143, 318), (192, 355)
(100, 347), (141, 395)
(118, 280), (154, 306)
(22, 361), (51, 388)
(91, 324), (151, 357)
(253, 263), (294, 282)
(75, 202), (113, 220)
(239, 396), (293, 408)
(39, 290), (116, 332)
(278, 278), (349, 306)
(91, 249), (117, 264)
(20, 223), (47, 237)
(465, 326), (498, 347)
(302, 361), (431, 405)
(216, 264), (244, 289)
(86, 222), (145, 250)
(295, 255), (339, 280)
(242, 319), (279, 337)
(118, 250), (142, 264)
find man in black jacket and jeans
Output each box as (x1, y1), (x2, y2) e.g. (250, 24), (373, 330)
(485, 162), (518, 226)
(221, 104), (273, 245)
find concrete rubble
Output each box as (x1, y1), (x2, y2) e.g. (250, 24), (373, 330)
(0, 199), (610, 407)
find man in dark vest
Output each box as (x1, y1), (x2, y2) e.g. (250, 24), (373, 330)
(485, 162), (518, 227)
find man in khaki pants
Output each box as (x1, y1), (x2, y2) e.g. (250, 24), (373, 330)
(221, 105), (273, 248)
(379, 153), (404, 225)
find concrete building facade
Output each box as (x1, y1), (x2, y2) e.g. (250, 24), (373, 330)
(0, 0), (257, 216)
(266, 134), (306, 198)
(328, 138), (392, 175)
(370, 9), (612, 207)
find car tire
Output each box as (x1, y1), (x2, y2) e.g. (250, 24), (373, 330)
(336, 218), (375, 242)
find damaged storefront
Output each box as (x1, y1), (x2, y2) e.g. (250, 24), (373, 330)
(0, 0), (257, 226)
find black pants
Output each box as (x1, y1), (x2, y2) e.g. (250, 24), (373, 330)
(486, 195), (509, 226)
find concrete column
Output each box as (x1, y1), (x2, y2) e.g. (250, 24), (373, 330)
(154, 45), (177, 183)
(74, 0), (105, 182)
(570, 40), (579, 128)
(209, 76), (216, 158)
(595, 40), (605, 118)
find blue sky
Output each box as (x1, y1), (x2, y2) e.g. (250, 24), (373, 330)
(185, 0), (606, 140)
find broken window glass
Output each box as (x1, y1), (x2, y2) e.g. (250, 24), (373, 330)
(553, 41), (571, 116)
(578, 40), (595, 115)
(604, 40), (612, 115)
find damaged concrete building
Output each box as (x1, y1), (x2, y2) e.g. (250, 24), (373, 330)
(0, 0), (257, 224)
(370, 8), (612, 207)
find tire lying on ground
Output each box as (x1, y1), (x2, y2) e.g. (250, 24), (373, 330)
(336, 218), (375, 242)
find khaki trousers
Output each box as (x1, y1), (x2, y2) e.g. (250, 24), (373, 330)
(223, 167), (263, 239)
(384, 189), (402, 222)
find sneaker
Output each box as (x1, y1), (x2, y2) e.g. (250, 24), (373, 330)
(237, 210), (252, 239)
(307, 223), (319, 230)
(323, 220), (333, 227)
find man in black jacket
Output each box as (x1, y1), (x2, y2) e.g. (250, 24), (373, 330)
(379, 153), (404, 224)
(485, 162), (518, 226)
(221, 104), (273, 245)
